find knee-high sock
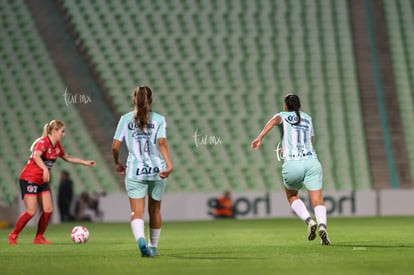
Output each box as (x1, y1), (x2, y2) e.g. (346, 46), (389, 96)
(131, 219), (145, 241)
(12, 212), (34, 235)
(291, 199), (311, 223)
(36, 211), (52, 237)
(149, 228), (161, 247)
(314, 205), (327, 226)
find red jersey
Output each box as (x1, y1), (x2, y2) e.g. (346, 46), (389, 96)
(20, 136), (66, 184)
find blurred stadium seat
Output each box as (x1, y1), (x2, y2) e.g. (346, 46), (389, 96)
(58, 0), (371, 192)
(0, 0), (121, 205)
(384, 0), (414, 183)
(1, 0), (380, 204)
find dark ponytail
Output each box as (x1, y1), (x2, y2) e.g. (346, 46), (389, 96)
(284, 94), (301, 125)
(132, 85), (153, 131)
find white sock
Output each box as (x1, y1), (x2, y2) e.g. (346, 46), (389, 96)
(149, 228), (161, 247)
(131, 219), (145, 242)
(291, 199), (311, 223)
(314, 205), (327, 227)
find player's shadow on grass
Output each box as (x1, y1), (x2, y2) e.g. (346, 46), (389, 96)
(167, 255), (265, 260)
(334, 243), (414, 249)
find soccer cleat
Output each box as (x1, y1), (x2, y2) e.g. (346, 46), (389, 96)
(33, 235), (53, 244)
(149, 246), (159, 257)
(138, 237), (152, 257)
(8, 233), (18, 245)
(318, 226), (331, 246)
(307, 220), (317, 241)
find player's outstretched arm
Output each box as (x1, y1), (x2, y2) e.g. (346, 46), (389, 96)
(158, 138), (173, 179)
(61, 154), (96, 167)
(251, 114), (281, 150)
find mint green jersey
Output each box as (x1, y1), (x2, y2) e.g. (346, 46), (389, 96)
(277, 111), (317, 161)
(114, 111), (167, 181)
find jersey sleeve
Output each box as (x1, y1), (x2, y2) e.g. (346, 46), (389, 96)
(157, 117), (167, 139)
(309, 119), (315, 137)
(113, 116), (127, 141)
(273, 112), (283, 125)
(33, 139), (46, 153)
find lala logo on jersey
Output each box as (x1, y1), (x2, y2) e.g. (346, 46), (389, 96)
(136, 166), (160, 175)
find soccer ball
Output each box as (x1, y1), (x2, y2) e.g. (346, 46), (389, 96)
(71, 226), (89, 244)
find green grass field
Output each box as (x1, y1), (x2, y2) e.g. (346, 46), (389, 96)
(1, 217), (413, 275)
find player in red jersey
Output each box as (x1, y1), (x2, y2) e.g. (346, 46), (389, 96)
(8, 120), (96, 245)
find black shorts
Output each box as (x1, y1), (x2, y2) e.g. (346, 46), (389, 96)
(19, 179), (50, 200)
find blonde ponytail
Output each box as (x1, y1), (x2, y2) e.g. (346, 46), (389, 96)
(29, 120), (65, 151)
